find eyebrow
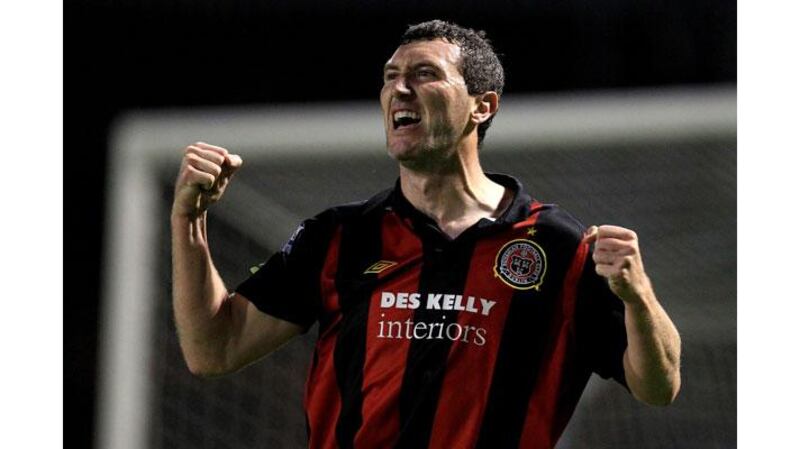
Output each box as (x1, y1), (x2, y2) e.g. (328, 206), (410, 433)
(383, 61), (441, 73)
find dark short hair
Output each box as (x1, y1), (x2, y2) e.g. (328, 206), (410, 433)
(400, 20), (505, 146)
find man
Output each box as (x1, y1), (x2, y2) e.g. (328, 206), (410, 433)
(172, 20), (681, 449)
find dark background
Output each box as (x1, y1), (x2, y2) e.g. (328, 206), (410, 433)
(66, 1), (735, 447)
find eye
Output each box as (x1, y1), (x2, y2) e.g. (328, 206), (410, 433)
(416, 69), (436, 79)
(383, 72), (398, 83)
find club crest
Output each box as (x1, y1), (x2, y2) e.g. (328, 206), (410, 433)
(494, 239), (547, 290)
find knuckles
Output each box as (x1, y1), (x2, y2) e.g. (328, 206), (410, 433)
(174, 143), (233, 211)
(182, 165), (215, 185)
(193, 141), (227, 151)
(183, 144), (227, 165)
(192, 142), (229, 156)
(596, 225), (638, 241)
(185, 153), (222, 176)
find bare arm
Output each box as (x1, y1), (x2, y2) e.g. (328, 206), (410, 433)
(171, 142), (303, 377)
(584, 225), (682, 406)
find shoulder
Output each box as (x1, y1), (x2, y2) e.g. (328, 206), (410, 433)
(530, 202), (587, 244)
(279, 188), (392, 258)
(310, 187), (393, 226)
(291, 187), (393, 242)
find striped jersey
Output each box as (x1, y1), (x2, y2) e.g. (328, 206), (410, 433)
(236, 174), (628, 449)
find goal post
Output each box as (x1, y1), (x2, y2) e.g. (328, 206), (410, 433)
(97, 85), (736, 449)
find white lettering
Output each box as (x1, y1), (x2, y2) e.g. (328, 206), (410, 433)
(409, 293), (421, 309)
(443, 294), (456, 310)
(453, 295), (465, 311)
(376, 315), (490, 347)
(480, 298), (497, 316)
(446, 322), (463, 340)
(474, 328), (487, 346)
(378, 313), (386, 337)
(465, 296), (478, 313)
(404, 319), (414, 339)
(413, 322), (427, 339)
(380, 291), (496, 317)
(396, 292), (409, 308)
(427, 293), (442, 309)
(381, 292), (396, 308)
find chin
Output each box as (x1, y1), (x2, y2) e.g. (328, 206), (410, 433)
(386, 137), (419, 159)
(387, 145), (416, 163)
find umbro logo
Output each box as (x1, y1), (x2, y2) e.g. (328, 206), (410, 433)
(363, 260), (398, 274)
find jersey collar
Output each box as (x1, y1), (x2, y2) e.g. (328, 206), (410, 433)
(386, 173), (535, 232)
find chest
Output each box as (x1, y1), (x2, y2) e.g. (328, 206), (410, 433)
(321, 214), (580, 344)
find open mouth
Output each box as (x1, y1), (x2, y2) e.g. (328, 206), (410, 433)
(392, 110), (422, 130)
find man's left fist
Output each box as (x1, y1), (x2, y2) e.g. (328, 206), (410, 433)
(582, 225), (652, 304)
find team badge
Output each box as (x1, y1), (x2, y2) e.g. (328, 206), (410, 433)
(494, 239), (547, 290)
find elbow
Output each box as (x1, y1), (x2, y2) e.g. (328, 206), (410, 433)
(650, 388), (681, 407)
(177, 332), (238, 378)
(623, 344), (682, 407)
(186, 361), (225, 379)
(632, 373), (681, 407)
(639, 388), (680, 407)
(663, 374), (682, 405)
(182, 351), (235, 378)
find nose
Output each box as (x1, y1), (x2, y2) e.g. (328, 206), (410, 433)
(392, 75), (413, 98)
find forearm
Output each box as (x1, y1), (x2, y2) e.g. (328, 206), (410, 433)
(622, 279), (682, 405)
(171, 212), (234, 376)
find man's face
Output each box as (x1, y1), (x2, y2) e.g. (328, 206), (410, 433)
(380, 39), (475, 164)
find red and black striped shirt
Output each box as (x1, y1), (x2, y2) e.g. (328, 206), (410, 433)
(236, 174), (628, 449)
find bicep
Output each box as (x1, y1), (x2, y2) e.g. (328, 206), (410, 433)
(225, 292), (305, 372)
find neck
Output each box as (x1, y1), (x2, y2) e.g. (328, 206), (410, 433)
(399, 144), (509, 239)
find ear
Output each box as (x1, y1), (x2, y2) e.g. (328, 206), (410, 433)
(470, 91), (499, 125)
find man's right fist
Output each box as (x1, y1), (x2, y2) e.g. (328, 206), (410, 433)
(172, 142), (243, 218)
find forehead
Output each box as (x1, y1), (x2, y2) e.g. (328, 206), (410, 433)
(385, 39), (462, 71)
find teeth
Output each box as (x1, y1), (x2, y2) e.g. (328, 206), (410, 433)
(393, 110), (420, 121)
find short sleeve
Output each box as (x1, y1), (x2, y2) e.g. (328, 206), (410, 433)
(574, 249), (629, 388)
(235, 212), (336, 332)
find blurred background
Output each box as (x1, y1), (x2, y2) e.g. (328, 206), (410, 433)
(66, 1), (736, 448)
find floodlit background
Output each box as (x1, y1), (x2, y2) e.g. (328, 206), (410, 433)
(66, 1), (736, 448)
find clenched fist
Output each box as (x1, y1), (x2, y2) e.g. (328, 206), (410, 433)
(172, 142), (243, 218)
(582, 225), (652, 304)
